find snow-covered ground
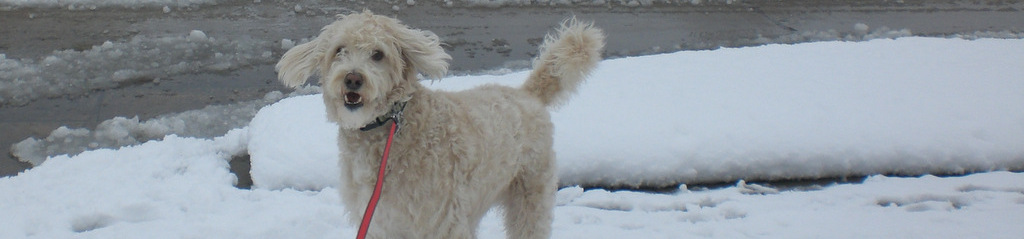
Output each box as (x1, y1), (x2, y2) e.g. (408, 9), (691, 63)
(4, 133), (1023, 239)
(1, 37), (1022, 238)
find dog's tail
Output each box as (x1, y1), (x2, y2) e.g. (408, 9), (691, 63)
(522, 18), (605, 108)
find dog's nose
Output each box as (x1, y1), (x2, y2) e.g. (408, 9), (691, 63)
(344, 72), (364, 90)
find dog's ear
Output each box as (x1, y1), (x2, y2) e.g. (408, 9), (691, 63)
(276, 40), (324, 88)
(394, 28), (452, 80)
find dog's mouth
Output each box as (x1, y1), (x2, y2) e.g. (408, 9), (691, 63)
(343, 92), (363, 110)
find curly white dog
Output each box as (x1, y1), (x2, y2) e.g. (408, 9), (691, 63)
(276, 11), (604, 239)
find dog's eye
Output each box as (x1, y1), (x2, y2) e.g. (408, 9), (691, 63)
(371, 50), (384, 61)
(335, 47), (343, 55)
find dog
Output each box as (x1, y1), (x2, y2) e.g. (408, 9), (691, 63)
(276, 11), (604, 239)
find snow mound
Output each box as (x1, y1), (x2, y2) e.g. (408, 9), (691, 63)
(553, 37), (1024, 188)
(0, 31), (273, 106)
(246, 37), (1024, 190)
(247, 95), (340, 190)
(0, 131), (351, 239)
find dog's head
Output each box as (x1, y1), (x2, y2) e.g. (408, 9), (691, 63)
(276, 11), (451, 129)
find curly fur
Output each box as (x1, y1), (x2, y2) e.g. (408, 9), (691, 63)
(276, 11), (604, 239)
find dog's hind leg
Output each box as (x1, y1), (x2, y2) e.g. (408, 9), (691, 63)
(502, 150), (556, 239)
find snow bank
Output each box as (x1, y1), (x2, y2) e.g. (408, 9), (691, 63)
(550, 37), (1024, 188)
(0, 31), (273, 106)
(247, 37), (1024, 190)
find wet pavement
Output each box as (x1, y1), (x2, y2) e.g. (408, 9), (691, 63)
(2, 0), (1023, 177)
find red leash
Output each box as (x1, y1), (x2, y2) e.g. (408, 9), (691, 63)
(356, 120), (398, 239)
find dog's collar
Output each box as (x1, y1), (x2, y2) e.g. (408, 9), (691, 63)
(359, 100), (408, 132)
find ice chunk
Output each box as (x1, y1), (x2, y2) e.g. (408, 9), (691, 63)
(187, 30), (207, 42)
(556, 186), (585, 206)
(854, 23), (870, 34)
(280, 39), (295, 50)
(737, 180), (779, 195)
(112, 69), (141, 82)
(11, 126), (90, 165)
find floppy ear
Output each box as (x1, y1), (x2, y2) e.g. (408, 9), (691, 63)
(275, 40), (324, 88)
(393, 28), (452, 80)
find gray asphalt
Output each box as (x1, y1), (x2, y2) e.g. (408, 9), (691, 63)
(2, 0), (1023, 177)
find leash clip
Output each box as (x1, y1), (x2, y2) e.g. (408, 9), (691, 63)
(387, 102), (405, 134)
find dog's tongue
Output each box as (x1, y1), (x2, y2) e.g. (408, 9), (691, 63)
(344, 92), (362, 104)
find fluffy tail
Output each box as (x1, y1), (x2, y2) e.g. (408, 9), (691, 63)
(522, 18), (605, 108)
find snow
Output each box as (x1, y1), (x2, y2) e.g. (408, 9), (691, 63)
(247, 95), (339, 190)
(550, 37), (1024, 188)
(0, 131), (352, 239)
(280, 39), (296, 50)
(2, 134), (1023, 238)
(0, 30), (274, 106)
(2, 37), (1023, 238)
(547, 173), (1024, 238)
(248, 37), (1024, 190)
